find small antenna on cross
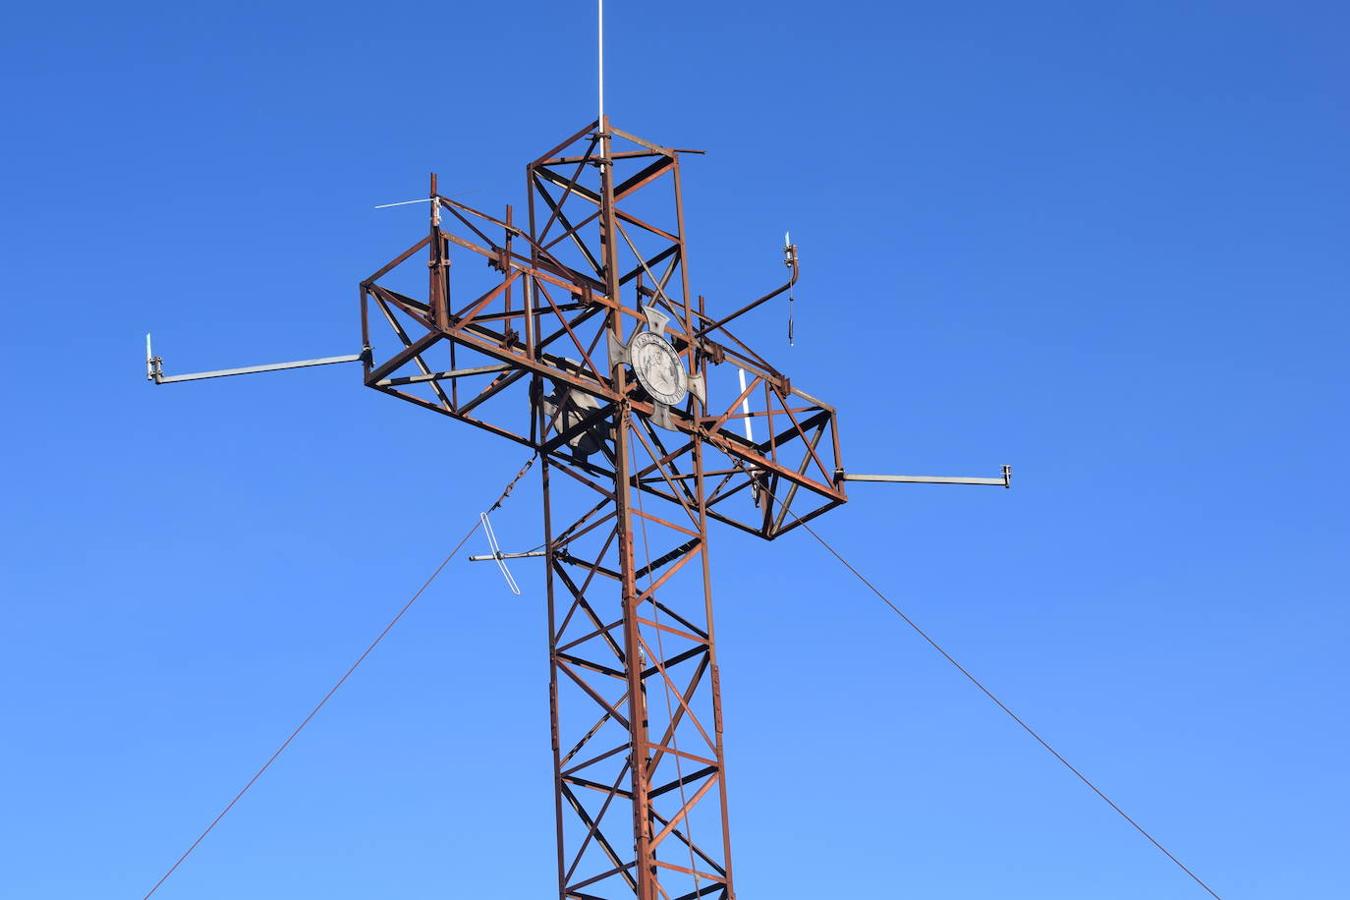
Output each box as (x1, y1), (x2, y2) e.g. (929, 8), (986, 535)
(785, 231), (796, 346)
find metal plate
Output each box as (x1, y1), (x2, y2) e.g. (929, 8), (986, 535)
(629, 331), (688, 406)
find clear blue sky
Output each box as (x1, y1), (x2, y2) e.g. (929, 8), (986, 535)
(2, 2), (1346, 897)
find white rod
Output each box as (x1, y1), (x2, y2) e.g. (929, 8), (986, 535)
(598, 0), (604, 124)
(843, 473), (1010, 487)
(153, 354), (363, 384)
(374, 197), (435, 209)
(737, 367), (754, 442)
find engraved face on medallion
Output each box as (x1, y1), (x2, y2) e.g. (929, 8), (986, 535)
(629, 331), (688, 406)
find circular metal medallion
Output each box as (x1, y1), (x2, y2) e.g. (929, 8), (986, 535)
(629, 331), (688, 406)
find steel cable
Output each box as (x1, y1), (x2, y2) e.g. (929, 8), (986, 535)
(762, 485), (1224, 900)
(141, 455), (536, 899)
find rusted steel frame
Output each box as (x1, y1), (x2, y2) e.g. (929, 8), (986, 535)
(628, 426), (700, 528)
(542, 206), (601, 253)
(649, 765), (720, 803)
(565, 774), (634, 799)
(376, 363), (511, 387)
(553, 544), (620, 643)
(642, 591), (710, 645)
(765, 401), (834, 486)
(650, 736), (719, 773)
(636, 616), (707, 646)
(663, 880), (726, 900)
(567, 855), (639, 896)
(364, 330), (443, 386)
(704, 471), (754, 508)
(640, 469), (737, 484)
(614, 206), (681, 243)
(556, 616), (624, 655)
(554, 565), (623, 650)
(633, 542), (702, 607)
(641, 644), (707, 681)
(533, 137), (598, 242)
(562, 740), (630, 777)
(532, 119), (599, 166)
(424, 323), (622, 409)
(650, 766), (719, 805)
(765, 493), (846, 540)
(534, 165), (680, 243)
(370, 217), (590, 317)
(437, 194), (530, 238)
(369, 385), (533, 447)
(448, 269), (521, 331)
(444, 202), (502, 253)
(560, 784), (639, 892)
(701, 468), (740, 504)
(558, 651), (626, 680)
(553, 539), (623, 651)
(614, 156), (673, 201)
(634, 426), (697, 495)
(646, 652), (710, 774)
(652, 859), (724, 884)
(536, 304), (605, 362)
(614, 209), (681, 245)
(707, 373), (762, 435)
(695, 319), (779, 375)
(535, 165), (603, 205)
(649, 809), (726, 878)
(362, 234), (432, 284)
(599, 114), (662, 900)
(563, 761), (638, 886)
(703, 427), (843, 501)
(373, 295), (451, 410)
(532, 173), (605, 276)
(366, 283), (431, 320)
(670, 156), (695, 334)
(456, 368), (528, 418)
(550, 450), (623, 499)
(557, 658), (632, 726)
(619, 243), (679, 290)
(541, 454), (569, 899)
(637, 539), (703, 585)
(559, 550), (622, 583)
(632, 504), (700, 541)
(561, 705), (628, 768)
(607, 124), (677, 158)
(650, 776), (719, 850)
(471, 302), (583, 324)
(534, 281), (605, 378)
(434, 228), (603, 301)
(614, 220), (679, 310)
(551, 501), (617, 549)
(553, 506), (619, 554)
(772, 420), (829, 534)
(550, 148), (664, 165)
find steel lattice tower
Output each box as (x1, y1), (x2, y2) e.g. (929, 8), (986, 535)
(360, 119), (845, 899)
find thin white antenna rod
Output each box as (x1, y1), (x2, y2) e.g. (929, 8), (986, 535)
(598, 0), (605, 123)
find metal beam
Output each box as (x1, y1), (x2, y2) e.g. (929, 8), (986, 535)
(150, 350), (364, 385)
(843, 465), (1012, 488)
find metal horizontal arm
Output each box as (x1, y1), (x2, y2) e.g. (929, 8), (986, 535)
(843, 465), (1012, 489)
(146, 333), (364, 385)
(467, 550), (548, 562)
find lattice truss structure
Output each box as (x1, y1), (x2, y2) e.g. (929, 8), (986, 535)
(359, 119), (848, 900)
